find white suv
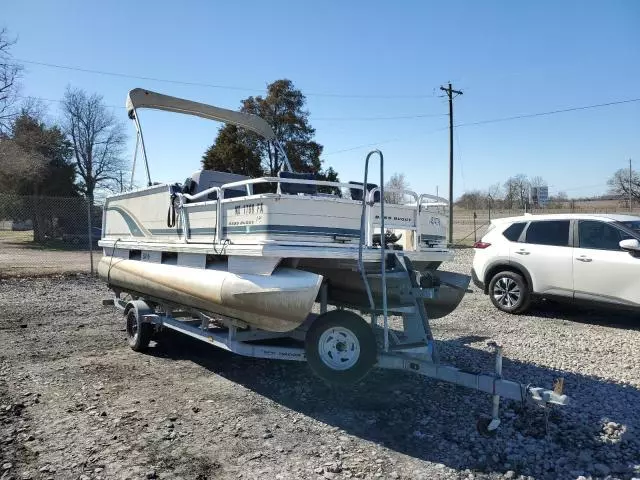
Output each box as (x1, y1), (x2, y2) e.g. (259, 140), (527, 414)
(471, 213), (640, 314)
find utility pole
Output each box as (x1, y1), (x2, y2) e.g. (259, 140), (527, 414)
(440, 82), (463, 245)
(630, 158), (633, 212)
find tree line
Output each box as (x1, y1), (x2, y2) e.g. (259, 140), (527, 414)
(457, 167), (639, 211)
(456, 174), (566, 211)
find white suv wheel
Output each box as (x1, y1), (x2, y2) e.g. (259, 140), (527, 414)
(488, 271), (531, 314)
(493, 277), (521, 308)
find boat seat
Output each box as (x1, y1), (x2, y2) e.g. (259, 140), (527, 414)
(349, 181), (381, 203)
(278, 171), (317, 195)
(185, 170), (250, 201)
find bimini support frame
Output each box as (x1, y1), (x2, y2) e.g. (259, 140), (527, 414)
(128, 115), (152, 188)
(125, 88), (293, 189)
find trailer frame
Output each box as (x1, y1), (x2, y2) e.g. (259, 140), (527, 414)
(105, 285), (568, 437)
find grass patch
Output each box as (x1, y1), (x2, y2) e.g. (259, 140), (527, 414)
(0, 230), (33, 243)
(0, 230), (96, 251)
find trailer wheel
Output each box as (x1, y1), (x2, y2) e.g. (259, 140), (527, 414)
(125, 305), (152, 352)
(476, 416), (498, 438)
(305, 310), (377, 386)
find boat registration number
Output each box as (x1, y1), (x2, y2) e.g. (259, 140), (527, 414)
(234, 202), (264, 215)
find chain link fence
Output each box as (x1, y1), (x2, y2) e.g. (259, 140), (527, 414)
(0, 194), (103, 277)
(451, 206), (640, 245)
(1, 194), (639, 276)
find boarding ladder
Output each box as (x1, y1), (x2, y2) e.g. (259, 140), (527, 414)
(357, 151), (439, 361)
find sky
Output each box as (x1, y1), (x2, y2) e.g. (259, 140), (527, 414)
(3, 0), (640, 199)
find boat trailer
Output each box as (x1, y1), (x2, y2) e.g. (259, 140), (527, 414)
(104, 283), (568, 437)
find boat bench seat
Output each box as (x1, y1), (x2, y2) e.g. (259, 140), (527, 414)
(182, 170), (250, 202)
(348, 181), (381, 203)
(278, 171), (317, 195)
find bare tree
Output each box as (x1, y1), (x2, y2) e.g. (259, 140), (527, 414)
(0, 28), (23, 133)
(503, 174), (530, 209)
(18, 96), (49, 122)
(384, 172), (409, 204)
(456, 190), (485, 210)
(529, 176), (546, 189)
(61, 87), (127, 205)
(608, 168), (640, 202)
(487, 182), (502, 200)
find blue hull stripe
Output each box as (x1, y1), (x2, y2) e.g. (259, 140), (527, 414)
(149, 227), (217, 236)
(106, 206), (146, 237)
(224, 225), (360, 237)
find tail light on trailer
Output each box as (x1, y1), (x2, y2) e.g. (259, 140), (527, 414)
(473, 241), (491, 249)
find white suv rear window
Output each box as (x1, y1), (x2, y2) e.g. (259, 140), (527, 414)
(524, 220), (570, 247)
(502, 222), (526, 242)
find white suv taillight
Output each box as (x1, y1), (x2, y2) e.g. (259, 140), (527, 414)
(473, 241), (491, 249)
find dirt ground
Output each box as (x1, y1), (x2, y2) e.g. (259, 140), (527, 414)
(0, 232), (93, 277)
(0, 254), (639, 480)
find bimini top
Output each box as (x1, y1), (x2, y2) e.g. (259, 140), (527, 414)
(126, 88), (276, 141)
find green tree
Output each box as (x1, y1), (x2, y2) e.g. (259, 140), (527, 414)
(202, 125), (262, 177)
(202, 79), (338, 183)
(5, 113), (79, 241)
(11, 113), (77, 197)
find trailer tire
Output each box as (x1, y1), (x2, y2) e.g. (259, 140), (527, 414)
(305, 310), (377, 386)
(125, 303), (152, 352)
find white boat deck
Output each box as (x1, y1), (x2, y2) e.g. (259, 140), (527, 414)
(98, 237), (454, 262)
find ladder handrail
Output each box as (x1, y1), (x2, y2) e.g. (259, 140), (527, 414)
(358, 150), (389, 352)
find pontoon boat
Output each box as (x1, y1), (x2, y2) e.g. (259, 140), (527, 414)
(99, 89), (567, 435)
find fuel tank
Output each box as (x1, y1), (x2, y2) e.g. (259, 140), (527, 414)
(98, 256), (323, 332)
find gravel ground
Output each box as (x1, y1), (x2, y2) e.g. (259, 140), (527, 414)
(0, 249), (639, 480)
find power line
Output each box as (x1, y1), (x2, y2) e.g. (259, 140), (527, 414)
(15, 94), (122, 110)
(17, 58), (439, 100)
(314, 112), (447, 121)
(16, 94), (447, 122)
(18, 59), (264, 93)
(322, 138), (403, 156)
(322, 127), (450, 156)
(15, 92), (640, 160)
(322, 97), (639, 156)
(455, 98), (640, 128)
(17, 93), (640, 127)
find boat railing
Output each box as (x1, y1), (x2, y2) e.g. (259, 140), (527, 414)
(174, 175), (447, 248)
(365, 186), (420, 250)
(177, 177), (365, 244)
(418, 193), (450, 210)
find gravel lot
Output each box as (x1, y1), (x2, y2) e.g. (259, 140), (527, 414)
(0, 249), (639, 480)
